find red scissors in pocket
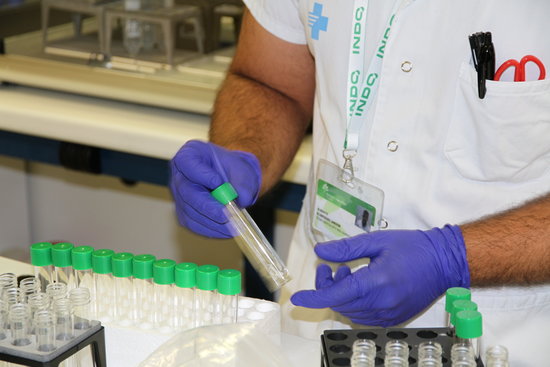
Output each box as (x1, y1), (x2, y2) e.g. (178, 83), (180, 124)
(494, 55), (546, 81)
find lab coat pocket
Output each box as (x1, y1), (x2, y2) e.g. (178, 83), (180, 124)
(444, 62), (550, 183)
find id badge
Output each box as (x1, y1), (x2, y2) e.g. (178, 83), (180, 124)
(312, 159), (384, 242)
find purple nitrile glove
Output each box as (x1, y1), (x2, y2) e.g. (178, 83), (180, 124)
(291, 225), (470, 326)
(169, 140), (262, 238)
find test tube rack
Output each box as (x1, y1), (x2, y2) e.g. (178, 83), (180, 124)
(320, 327), (484, 367)
(0, 321), (106, 367)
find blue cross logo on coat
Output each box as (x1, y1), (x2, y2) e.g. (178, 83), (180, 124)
(308, 3), (328, 40)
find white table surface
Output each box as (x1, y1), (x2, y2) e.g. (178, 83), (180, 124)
(0, 256), (320, 367)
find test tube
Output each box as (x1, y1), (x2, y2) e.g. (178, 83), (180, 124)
(19, 277), (41, 303)
(53, 298), (74, 342)
(9, 303), (31, 346)
(0, 273), (17, 300)
(46, 282), (68, 306)
(34, 309), (56, 352)
(445, 287), (471, 332)
(217, 269), (241, 324)
(132, 254), (156, 328)
(455, 310), (483, 363)
(52, 242), (76, 290)
(153, 259), (176, 332)
(92, 249), (115, 323)
(72, 246), (95, 290)
(211, 183), (291, 292)
(174, 262), (196, 330)
(30, 242), (54, 292)
(112, 252), (134, 327)
(0, 299), (6, 341)
(28, 292), (50, 329)
(195, 265), (219, 327)
(69, 287), (92, 330)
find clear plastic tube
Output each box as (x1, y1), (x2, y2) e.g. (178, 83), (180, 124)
(485, 345), (509, 367)
(451, 342), (475, 365)
(133, 278), (154, 328)
(154, 283), (175, 332)
(55, 266), (76, 290)
(418, 341), (442, 360)
(385, 340), (409, 360)
(53, 298), (74, 342)
(418, 358), (442, 367)
(93, 273), (113, 323)
(0, 273), (17, 299)
(46, 282), (68, 307)
(34, 309), (56, 352)
(69, 287), (92, 330)
(225, 201), (290, 292)
(4, 288), (22, 309)
(28, 292), (50, 333)
(9, 303), (31, 346)
(175, 286), (195, 329)
(384, 356), (409, 367)
(219, 293), (238, 324)
(114, 277), (133, 327)
(19, 277), (41, 303)
(0, 299), (7, 341)
(34, 265), (54, 293)
(195, 289), (216, 327)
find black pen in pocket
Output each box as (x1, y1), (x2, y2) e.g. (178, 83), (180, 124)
(469, 32), (495, 99)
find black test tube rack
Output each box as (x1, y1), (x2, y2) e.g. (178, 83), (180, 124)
(0, 321), (106, 367)
(321, 327), (484, 367)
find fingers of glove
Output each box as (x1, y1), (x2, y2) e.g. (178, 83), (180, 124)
(330, 297), (375, 314)
(172, 174), (228, 224)
(334, 265), (351, 282)
(315, 264), (335, 289)
(171, 141), (225, 190)
(314, 233), (385, 263)
(229, 151), (262, 208)
(176, 208), (232, 238)
(175, 202), (232, 238)
(291, 274), (362, 309)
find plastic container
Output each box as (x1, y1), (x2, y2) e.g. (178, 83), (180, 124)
(174, 262), (196, 329)
(211, 182), (291, 292)
(153, 259), (176, 332)
(133, 254), (156, 328)
(195, 265), (219, 327)
(52, 243), (76, 290)
(217, 269), (241, 324)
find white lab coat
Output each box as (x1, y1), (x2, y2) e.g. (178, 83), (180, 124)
(243, 0), (550, 365)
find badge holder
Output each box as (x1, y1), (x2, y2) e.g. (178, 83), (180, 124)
(312, 159), (384, 242)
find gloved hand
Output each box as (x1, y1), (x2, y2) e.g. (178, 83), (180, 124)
(291, 225), (470, 326)
(169, 140), (262, 238)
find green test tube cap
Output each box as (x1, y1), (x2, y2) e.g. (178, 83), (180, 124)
(30, 242), (53, 267)
(217, 269), (241, 295)
(153, 259), (176, 285)
(451, 300), (478, 325)
(112, 252), (134, 278)
(445, 287), (471, 313)
(72, 246), (94, 271)
(92, 249), (115, 274)
(455, 310), (483, 339)
(52, 243), (74, 267)
(175, 263), (197, 288)
(197, 265), (219, 291)
(211, 182), (238, 205)
(133, 254), (156, 280)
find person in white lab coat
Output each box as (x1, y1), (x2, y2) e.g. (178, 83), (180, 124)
(170, 1), (550, 365)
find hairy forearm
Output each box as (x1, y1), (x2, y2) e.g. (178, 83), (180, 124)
(209, 72), (310, 195)
(461, 193), (550, 286)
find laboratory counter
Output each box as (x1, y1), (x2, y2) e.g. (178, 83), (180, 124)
(0, 255), (320, 367)
(0, 85), (312, 186)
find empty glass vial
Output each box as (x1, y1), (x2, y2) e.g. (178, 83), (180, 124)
(153, 259), (176, 332)
(418, 341), (443, 360)
(20, 277), (41, 303)
(353, 339), (377, 359)
(418, 357), (442, 367)
(195, 265), (219, 327)
(112, 252), (134, 327)
(451, 343), (475, 364)
(385, 340), (409, 359)
(69, 287), (92, 330)
(30, 242), (54, 291)
(132, 254), (156, 328)
(174, 262), (196, 330)
(217, 269), (241, 324)
(384, 356), (408, 367)
(0, 273), (17, 299)
(485, 345), (509, 367)
(34, 309), (56, 352)
(53, 298), (74, 342)
(454, 310), (482, 362)
(0, 299), (7, 340)
(92, 249), (115, 323)
(46, 282), (68, 307)
(351, 353), (375, 367)
(52, 242), (76, 290)
(4, 287), (22, 309)
(9, 303), (31, 346)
